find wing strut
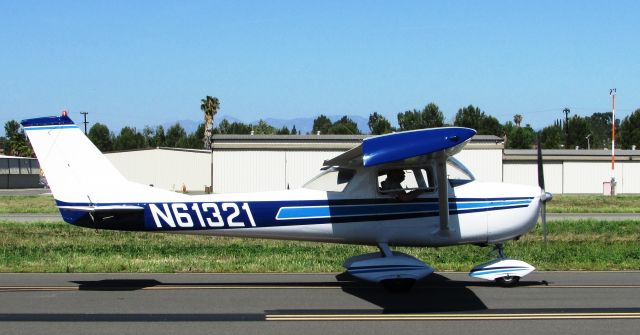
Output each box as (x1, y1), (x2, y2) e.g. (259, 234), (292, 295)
(436, 155), (449, 232)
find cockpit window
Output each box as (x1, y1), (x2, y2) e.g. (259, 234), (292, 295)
(378, 168), (435, 194)
(303, 167), (355, 192)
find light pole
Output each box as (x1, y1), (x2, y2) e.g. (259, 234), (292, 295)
(563, 107), (570, 147)
(585, 133), (592, 150)
(80, 111), (89, 135)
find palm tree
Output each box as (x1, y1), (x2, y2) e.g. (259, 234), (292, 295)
(200, 96), (220, 149)
(513, 114), (523, 128)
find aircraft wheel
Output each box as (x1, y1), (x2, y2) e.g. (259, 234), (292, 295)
(381, 278), (416, 293)
(495, 275), (520, 287)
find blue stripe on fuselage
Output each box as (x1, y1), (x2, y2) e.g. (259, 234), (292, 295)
(55, 197), (533, 231)
(276, 199), (532, 220)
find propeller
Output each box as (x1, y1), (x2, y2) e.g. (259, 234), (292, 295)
(537, 137), (552, 244)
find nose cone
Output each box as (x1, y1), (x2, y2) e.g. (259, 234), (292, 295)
(484, 183), (543, 243)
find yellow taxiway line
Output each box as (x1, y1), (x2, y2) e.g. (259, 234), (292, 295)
(266, 312), (640, 321)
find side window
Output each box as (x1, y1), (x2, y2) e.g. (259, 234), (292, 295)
(378, 168), (435, 194)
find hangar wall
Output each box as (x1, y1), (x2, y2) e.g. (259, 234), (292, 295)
(502, 150), (640, 194)
(0, 156), (41, 189)
(104, 139), (640, 195)
(105, 148), (210, 192)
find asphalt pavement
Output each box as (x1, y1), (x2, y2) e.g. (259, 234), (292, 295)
(0, 272), (639, 335)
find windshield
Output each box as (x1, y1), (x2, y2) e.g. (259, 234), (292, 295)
(447, 157), (475, 186)
(303, 167), (356, 192)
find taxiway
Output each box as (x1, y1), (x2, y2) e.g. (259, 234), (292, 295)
(0, 272), (638, 334)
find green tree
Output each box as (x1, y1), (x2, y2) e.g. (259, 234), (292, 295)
(540, 125), (564, 149)
(165, 123), (187, 147)
(421, 103), (445, 128)
(4, 120), (20, 139)
(276, 126), (290, 135)
(142, 126), (155, 148)
(228, 122), (252, 134)
(201, 96), (220, 149)
(368, 112), (393, 135)
(215, 119), (252, 134)
(328, 116), (360, 134)
(566, 115), (591, 149)
(618, 108), (640, 149)
(88, 123), (114, 152)
(154, 125), (166, 147)
(253, 120), (276, 135)
(216, 119), (231, 134)
(174, 123), (205, 149)
(454, 105), (503, 136)
(588, 112), (613, 149)
(513, 114), (523, 127)
(397, 103), (445, 131)
(397, 110), (421, 130)
(506, 125), (536, 149)
(3, 120), (33, 156)
(291, 125), (298, 135)
(312, 115), (332, 134)
(114, 127), (143, 150)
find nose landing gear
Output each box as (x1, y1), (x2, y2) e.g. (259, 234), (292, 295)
(469, 243), (535, 287)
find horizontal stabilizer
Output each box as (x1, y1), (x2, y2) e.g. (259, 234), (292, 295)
(57, 205), (145, 213)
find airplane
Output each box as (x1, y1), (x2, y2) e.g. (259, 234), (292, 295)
(21, 113), (552, 291)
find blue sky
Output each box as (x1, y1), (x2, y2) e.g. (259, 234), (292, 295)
(2, 1), (638, 133)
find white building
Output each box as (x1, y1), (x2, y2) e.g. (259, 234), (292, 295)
(101, 134), (640, 195)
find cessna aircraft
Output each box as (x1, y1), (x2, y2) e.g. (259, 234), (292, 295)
(21, 114), (551, 291)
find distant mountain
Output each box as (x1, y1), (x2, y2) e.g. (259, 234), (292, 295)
(156, 114), (370, 135)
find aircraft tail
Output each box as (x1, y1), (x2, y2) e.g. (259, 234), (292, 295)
(21, 114), (177, 205)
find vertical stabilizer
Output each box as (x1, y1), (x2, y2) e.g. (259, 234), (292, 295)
(21, 115), (128, 204)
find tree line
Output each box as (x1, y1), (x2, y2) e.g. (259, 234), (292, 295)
(3, 99), (640, 155)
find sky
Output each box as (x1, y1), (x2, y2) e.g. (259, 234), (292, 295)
(2, 0), (639, 133)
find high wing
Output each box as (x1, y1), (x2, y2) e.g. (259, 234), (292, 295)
(323, 127), (477, 233)
(323, 127), (476, 168)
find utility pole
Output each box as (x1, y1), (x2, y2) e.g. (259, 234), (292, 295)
(563, 107), (570, 148)
(610, 88), (617, 196)
(80, 112), (89, 135)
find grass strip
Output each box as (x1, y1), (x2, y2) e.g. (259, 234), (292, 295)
(546, 194), (640, 213)
(1, 219), (638, 272)
(0, 195), (58, 214)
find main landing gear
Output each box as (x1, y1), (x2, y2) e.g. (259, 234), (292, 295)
(469, 243), (535, 287)
(343, 243), (434, 292)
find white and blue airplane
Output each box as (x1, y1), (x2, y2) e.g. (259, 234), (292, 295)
(21, 114), (551, 291)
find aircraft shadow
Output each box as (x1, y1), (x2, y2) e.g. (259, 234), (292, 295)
(334, 272), (548, 313)
(71, 273), (548, 314)
(334, 272), (485, 313)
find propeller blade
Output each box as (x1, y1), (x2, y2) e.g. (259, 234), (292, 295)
(537, 136), (548, 245)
